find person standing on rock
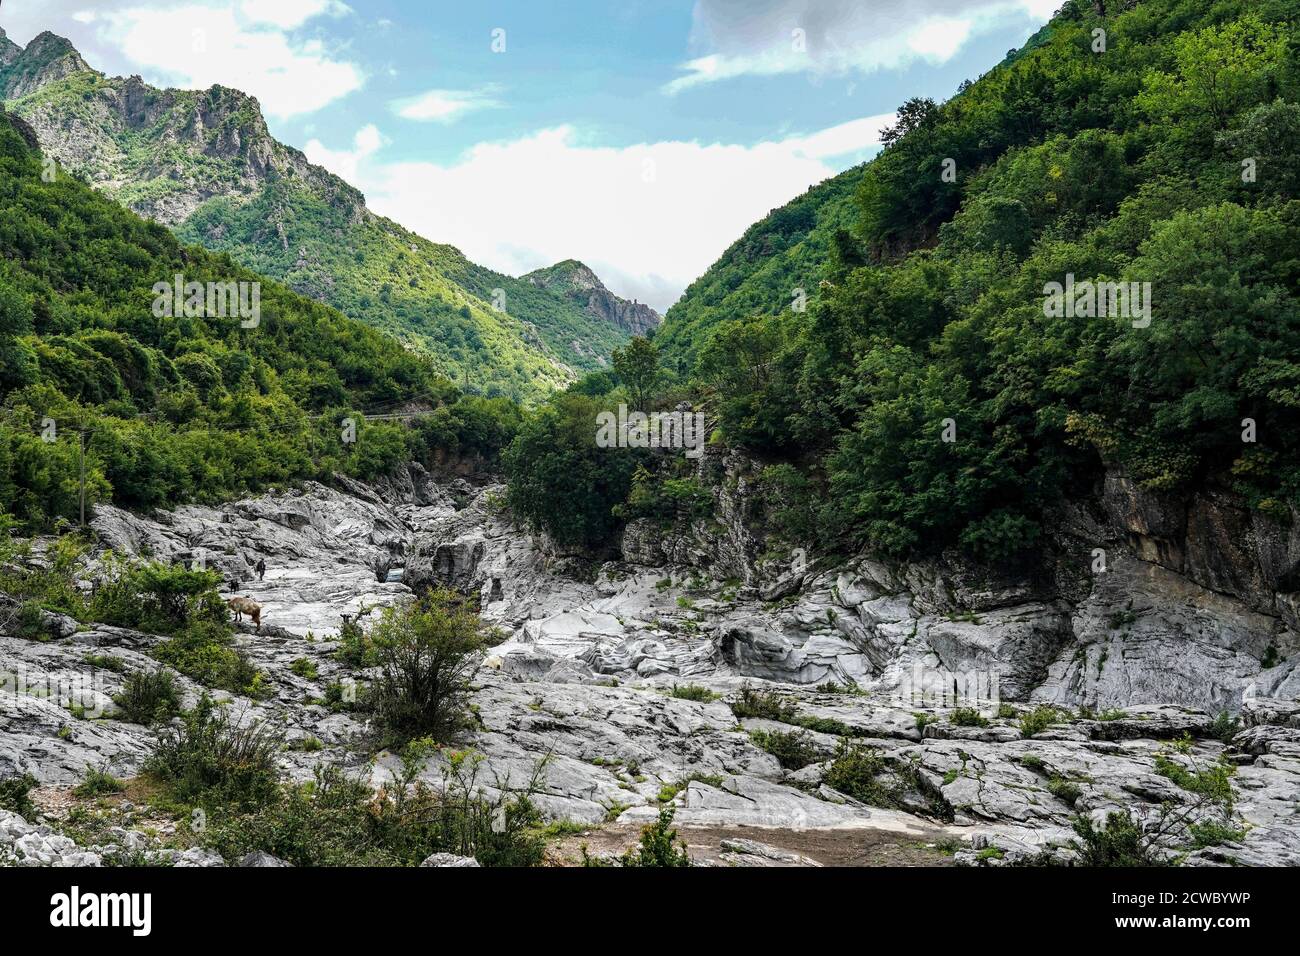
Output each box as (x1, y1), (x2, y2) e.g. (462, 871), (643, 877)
(255, 558), (266, 582)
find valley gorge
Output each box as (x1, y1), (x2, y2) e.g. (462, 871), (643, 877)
(3, 444), (1298, 867)
(1, 0), (1298, 882)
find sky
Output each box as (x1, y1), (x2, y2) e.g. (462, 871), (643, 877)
(1, 0), (1061, 312)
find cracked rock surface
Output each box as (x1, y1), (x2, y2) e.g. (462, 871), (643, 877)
(3, 467), (1298, 866)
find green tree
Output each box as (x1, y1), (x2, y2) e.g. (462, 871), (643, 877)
(612, 336), (660, 410)
(503, 393), (640, 550)
(368, 594), (486, 745)
(1138, 16), (1287, 132)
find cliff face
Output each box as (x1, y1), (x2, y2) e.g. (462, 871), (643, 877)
(525, 259), (663, 337)
(0, 29), (22, 71)
(610, 446), (1299, 716)
(9, 66), (356, 226)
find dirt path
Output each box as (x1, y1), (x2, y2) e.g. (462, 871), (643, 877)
(547, 823), (956, 867)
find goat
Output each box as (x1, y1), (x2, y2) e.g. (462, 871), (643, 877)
(226, 596), (262, 632)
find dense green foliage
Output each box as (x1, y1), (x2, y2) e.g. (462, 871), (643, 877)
(145, 694), (283, 812)
(749, 727), (823, 770)
(200, 744), (546, 867)
(0, 111), (518, 528)
(112, 668), (181, 726)
(584, 807), (692, 867)
(503, 391), (644, 550)
(0, 534), (269, 698)
(656, 163), (865, 376)
(656, 0), (1300, 562)
(0, 772), (37, 817)
(1071, 810), (1165, 866)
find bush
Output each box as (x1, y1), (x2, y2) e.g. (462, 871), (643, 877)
(1047, 777), (1082, 807)
(0, 773), (37, 817)
(90, 555), (225, 635)
(669, 684), (719, 702)
(822, 739), (893, 805)
(154, 620), (263, 696)
(14, 600), (48, 640)
(586, 807), (691, 868)
(290, 657), (318, 680)
(112, 668), (180, 725)
(74, 768), (126, 798)
(750, 729), (822, 770)
(335, 616), (379, 668)
(145, 696), (282, 811)
(817, 681), (859, 695)
(730, 687), (796, 722)
(1154, 753), (1235, 806)
(204, 744), (545, 867)
(1208, 711), (1240, 742)
(1187, 820), (1247, 849)
(368, 594), (485, 745)
(1071, 811), (1165, 867)
(324, 680), (361, 712)
(1019, 706), (1062, 738)
(84, 653), (129, 673)
(951, 707), (990, 728)
(821, 739), (952, 821)
(0, 533), (90, 622)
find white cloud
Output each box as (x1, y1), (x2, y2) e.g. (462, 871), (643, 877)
(665, 0), (1059, 93)
(235, 0), (350, 31)
(392, 88), (502, 124)
(307, 114), (894, 313)
(305, 123), (384, 183)
(8, 0), (361, 119)
(908, 17), (975, 61)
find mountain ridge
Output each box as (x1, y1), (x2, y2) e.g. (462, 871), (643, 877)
(0, 32), (635, 401)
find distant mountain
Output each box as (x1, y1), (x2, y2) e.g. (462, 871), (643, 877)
(0, 32), (635, 401)
(0, 30), (89, 99)
(524, 260), (662, 338)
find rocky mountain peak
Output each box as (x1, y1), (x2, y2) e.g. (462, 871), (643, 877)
(526, 259), (605, 294)
(0, 30), (94, 99)
(525, 260), (663, 337)
(25, 31), (84, 59)
(0, 28), (23, 69)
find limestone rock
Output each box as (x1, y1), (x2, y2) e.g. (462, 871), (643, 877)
(420, 853), (481, 867)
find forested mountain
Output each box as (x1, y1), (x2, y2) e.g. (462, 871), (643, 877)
(0, 33), (633, 401)
(515, 0), (1300, 566)
(524, 260), (663, 338)
(655, 163), (863, 375)
(0, 107), (519, 528)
